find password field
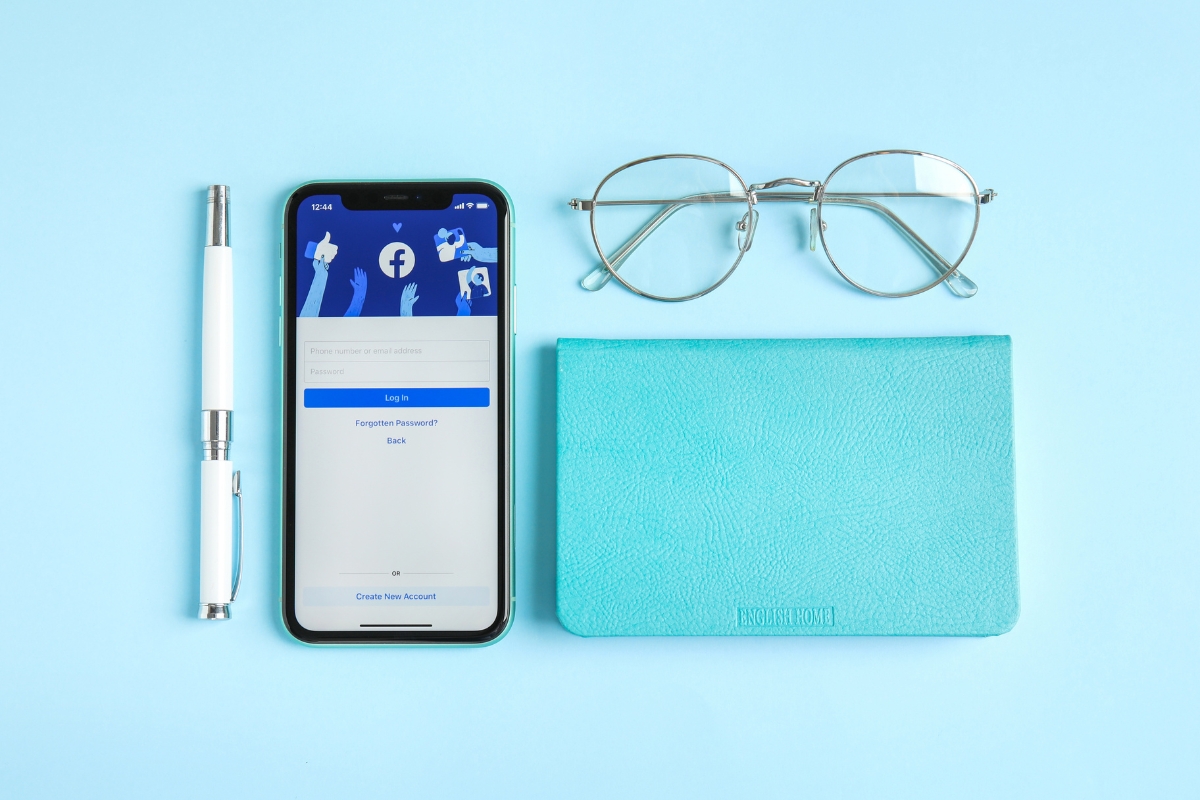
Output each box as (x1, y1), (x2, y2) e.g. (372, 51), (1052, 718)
(304, 360), (489, 383)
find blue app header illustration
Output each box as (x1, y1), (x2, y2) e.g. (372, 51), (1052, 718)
(295, 194), (499, 318)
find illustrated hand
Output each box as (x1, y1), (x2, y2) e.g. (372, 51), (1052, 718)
(349, 267), (367, 294)
(454, 291), (472, 316)
(299, 257), (331, 317)
(458, 242), (498, 263)
(313, 231), (338, 264)
(400, 282), (419, 317)
(344, 268), (368, 317)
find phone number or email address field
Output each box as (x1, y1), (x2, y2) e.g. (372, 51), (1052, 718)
(304, 340), (489, 383)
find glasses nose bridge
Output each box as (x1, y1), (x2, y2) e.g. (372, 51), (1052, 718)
(748, 176), (822, 193)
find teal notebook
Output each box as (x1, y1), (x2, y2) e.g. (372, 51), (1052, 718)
(556, 337), (1018, 637)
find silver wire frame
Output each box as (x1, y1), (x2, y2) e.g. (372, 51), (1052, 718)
(570, 150), (996, 302)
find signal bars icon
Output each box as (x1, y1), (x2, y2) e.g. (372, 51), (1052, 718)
(454, 202), (465, 209)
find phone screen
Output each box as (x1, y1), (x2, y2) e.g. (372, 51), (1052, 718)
(284, 185), (508, 640)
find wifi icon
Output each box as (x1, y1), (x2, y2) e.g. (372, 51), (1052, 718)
(466, 202), (474, 209)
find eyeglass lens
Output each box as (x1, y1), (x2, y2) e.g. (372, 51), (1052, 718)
(820, 153), (978, 295)
(592, 157), (749, 300)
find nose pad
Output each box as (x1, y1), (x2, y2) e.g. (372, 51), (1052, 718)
(737, 210), (759, 251)
(808, 207), (827, 251)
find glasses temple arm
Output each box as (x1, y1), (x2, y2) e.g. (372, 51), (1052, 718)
(575, 190), (982, 298)
(579, 193), (735, 292)
(671, 191), (978, 297)
(820, 194), (977, 298)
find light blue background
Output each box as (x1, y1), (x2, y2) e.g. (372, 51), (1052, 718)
(1, 2), (1196, 796)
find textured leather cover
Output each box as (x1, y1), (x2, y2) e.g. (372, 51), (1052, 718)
(556, 337), (1018, 637)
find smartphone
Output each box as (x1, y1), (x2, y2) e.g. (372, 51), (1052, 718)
(281, 181), (512, 644)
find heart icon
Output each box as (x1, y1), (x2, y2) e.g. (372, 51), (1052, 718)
(392, 222), (402, 232)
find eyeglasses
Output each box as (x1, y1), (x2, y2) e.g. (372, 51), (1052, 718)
(569, 150), (997, 302)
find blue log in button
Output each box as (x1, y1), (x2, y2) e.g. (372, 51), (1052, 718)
(304, 388), (490, 408)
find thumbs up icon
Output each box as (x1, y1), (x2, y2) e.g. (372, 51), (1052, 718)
(304, 232), (339, 264)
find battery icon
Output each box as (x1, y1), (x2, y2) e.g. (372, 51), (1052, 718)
(477, 203), (489, 209)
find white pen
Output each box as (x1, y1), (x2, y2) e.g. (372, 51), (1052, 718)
(199, 185), (242, 620)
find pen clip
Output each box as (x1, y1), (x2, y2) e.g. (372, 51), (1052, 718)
(230, 470), (243, 602)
